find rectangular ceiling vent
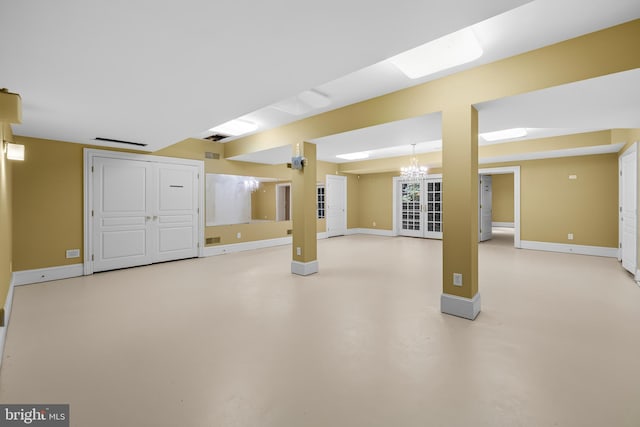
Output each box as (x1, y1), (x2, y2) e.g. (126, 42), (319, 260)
(205, 133), (230, 142)
(94, 137), (147, 147)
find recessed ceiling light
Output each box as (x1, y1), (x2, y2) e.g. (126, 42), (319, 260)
(209, 119), (258, 136)
(336, 151), (370, 160)
(388, 27), (483, 79)
(480, 128), (528, 142)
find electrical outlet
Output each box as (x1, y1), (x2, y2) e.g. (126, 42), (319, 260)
(569, 174), (577, 180)
(453, 273), (463, 286)
(568, 233), (574, 240)
(372, 221), (376, 227)
(296, 247), (301, 256)
(236, 232), (241, 239)
(66, 249), (80, 259)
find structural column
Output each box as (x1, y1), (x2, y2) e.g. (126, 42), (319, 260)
(441, 104), (481, 320)
(291, 141), (318, 276)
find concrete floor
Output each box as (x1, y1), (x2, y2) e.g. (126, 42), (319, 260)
(1, 231), (639, 426)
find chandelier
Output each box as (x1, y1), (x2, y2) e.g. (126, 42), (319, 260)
(400, 144), (428, 181)
(243, 177), (260, 192)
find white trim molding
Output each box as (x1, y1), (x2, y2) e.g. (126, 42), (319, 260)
(441, 292), (481, 320)
(12, 264), (84, 286)
(346, 228), (394, 237)
(291, 260), (319, 276)
(492, 222), (515, 228)
(204, 237), (292, 257)
(203, 232), (328, 257)
(520, 240), (618, 258)
(0, 274), (16, 369)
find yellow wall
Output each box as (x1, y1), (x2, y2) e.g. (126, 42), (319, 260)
(251, 182), (277, 221)
(357, 173), (396, 230)
(490, 154), (618, 246)
(346, 174), (360, 229)
(0, 124), (13, 325)
(350, 154), (618, 248)
(491, 174), (514, 223)
(12, 136), (87, 271)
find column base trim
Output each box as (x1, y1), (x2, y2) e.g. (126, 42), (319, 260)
(441, 292), (481, 320)
(291, 260), (319, 276)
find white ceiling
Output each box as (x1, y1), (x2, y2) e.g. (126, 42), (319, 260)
(0, 0), (529, 149)
(2, 0), (639, 163)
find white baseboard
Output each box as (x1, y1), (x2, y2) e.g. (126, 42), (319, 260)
(204, 237), (292, 256)
(492, 222), (515, 228)
(0, 274), (16, 370)
(12, 263), (84, 286)
(203, 233), (328, 257)
(441, 292), (481, 320)
(520, 240), (618, 258)
(346, 228), (394, 237)
(291, 260), (319, 276)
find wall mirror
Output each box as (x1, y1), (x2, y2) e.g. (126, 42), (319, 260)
(206, 173), (295, 226)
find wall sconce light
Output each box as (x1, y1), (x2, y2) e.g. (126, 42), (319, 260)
(3, 140), (25, 161)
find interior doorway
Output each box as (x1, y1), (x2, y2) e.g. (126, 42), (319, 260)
(276, 183), (291, 221)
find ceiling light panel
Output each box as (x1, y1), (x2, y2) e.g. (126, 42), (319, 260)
(388, 27), (483, 79)
(480, 127), (527, 141)
(336, 151), (370, 160)
(209, 119), (258, 137)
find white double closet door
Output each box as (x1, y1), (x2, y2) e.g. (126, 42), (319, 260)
(92, 156), (200, 272)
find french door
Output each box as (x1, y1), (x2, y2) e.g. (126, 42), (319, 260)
(398, 178), (442, 239)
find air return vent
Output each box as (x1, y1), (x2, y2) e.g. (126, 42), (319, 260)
(206, 237), (221, 245)
(205, 133), (229, 142)
(205, 152), (220, 160)
(287, 229), (293, 235)
(94, 137), (147, 147)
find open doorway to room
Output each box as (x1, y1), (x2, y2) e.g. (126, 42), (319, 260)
(479, 166), (521, 248)
(275, 183), (291, 221)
